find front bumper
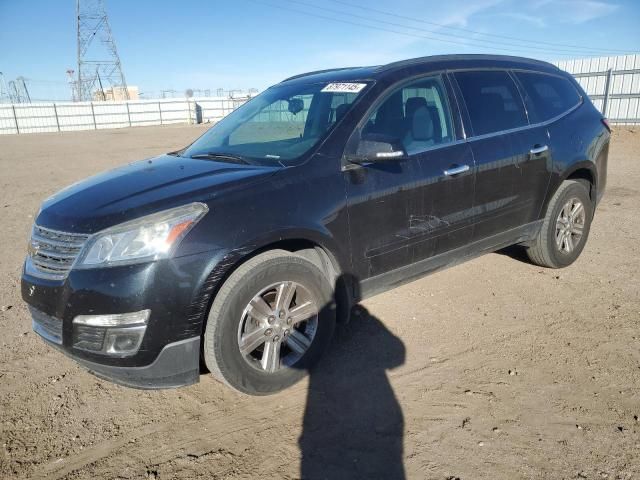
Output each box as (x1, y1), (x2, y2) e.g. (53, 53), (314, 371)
(22, 250), (224, 389)
(40, 333), (201, 389)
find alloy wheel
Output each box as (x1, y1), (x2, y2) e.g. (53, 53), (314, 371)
(555, 197), (586, 254)
(237, 281), (318, 373)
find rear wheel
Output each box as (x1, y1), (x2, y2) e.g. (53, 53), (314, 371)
(203, 250), (335, 395)
(526, 180), (593, 268)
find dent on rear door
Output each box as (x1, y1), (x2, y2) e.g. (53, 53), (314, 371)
(409, 141), (476, 261)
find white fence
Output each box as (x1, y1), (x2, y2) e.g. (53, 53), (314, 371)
(2, 55), (639, 135)
(0, 97), (249, 135)
(554, 54), (640, 125)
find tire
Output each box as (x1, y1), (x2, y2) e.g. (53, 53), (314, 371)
(203, 250), (336, 395)
(526, 180), (593, 268)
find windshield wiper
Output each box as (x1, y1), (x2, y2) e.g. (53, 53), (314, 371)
(189, 152), (253, 165)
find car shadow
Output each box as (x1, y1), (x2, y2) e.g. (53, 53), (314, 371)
(495, 244), (531, 263)
(298, 280), (407, 479)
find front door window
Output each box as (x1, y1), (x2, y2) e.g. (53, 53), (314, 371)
(363, 76), (454, 155)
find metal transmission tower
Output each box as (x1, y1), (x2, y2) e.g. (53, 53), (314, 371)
(0, 73), (10, 103)
(66, 69), (79, 101)
(15, 77), (31, 103)
(76, 0), (128, 101)
(0, 74), (31, 103)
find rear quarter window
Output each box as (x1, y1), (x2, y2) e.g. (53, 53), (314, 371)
(454, 70), (528, 136)
(515, 71), (581, 123)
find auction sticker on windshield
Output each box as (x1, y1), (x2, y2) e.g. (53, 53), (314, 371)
(321, 83), (367, 93)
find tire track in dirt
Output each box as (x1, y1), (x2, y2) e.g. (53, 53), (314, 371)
(3, 127), (639, 480)
(41, 317), (580, 478)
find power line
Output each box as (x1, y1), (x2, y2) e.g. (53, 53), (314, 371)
(289, 0), (636, 55)
(287, 0), (593, 55)
(326, 0), (636, 55)
(247, 0), (615, 57)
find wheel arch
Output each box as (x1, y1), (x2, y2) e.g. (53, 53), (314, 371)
(190, 230), (355, 349)
(540, 162), (597, 221)
(563, 163), (597, 202)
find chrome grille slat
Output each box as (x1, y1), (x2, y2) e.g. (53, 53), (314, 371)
(33, 249), (77, 261)
(32, 232), (86, 249)
(34, 225), (89, 238)
(31, 256), (72, 270)
(28, 225), (90, 280)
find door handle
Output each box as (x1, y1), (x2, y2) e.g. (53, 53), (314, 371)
(530, 145), (549, 155)
(443, 164), (470, 176)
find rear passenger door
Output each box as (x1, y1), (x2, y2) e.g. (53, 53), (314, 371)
(452, 70), (551, 241)
(513, 70), (584, 204)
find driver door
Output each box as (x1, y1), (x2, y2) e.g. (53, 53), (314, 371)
(344, 75), (475, 287)
(343, 87), (423, 280)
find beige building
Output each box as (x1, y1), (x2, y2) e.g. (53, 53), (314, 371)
(93, 85), (139, 101)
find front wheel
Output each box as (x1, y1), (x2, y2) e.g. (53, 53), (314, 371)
(203, 250), (335, 395)
(526, 180), (593, 268)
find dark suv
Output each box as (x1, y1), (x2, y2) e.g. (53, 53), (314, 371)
(22, 55), (610, 394)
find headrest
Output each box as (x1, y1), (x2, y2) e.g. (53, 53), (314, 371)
(405, 97), (428, 120)
(412, 106), (434, 141)
(425, 105), (442, 141)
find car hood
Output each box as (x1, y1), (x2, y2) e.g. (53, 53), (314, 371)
(36, 154), (280, 233)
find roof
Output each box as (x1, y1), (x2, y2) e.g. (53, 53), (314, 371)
(279, 54), (560, 85)
(377, 54), (558, 72)
(280, 66), (380, 84)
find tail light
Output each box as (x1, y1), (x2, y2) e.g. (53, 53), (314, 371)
(601, 118), (611, 133)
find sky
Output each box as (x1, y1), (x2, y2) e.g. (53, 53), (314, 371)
(1, 0), (639, 100)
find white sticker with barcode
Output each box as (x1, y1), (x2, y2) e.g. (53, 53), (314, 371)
(321, 82), (367, 93)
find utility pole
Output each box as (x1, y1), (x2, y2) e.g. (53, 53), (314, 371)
(76, 0), (128, 101)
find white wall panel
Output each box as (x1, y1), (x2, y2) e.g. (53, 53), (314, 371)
(555, 55), (640, 124)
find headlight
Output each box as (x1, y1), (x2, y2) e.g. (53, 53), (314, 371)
(76, 202), (208, 268)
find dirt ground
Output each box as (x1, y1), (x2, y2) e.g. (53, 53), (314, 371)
(0, 124), (639, 480)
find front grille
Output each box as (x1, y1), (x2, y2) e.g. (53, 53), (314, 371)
(28, 225), (90, 280)
(30, 306), (63, 345)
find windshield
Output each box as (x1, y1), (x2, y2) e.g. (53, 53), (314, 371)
(182, 81), (369, 165)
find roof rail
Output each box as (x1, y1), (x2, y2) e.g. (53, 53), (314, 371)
(376, 54), (559, 72)
(280, 66), (374, 83)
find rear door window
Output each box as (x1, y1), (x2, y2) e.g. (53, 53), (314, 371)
(514, 71), (581, 123)
(454, 70), (528, 136)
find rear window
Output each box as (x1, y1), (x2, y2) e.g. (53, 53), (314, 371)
(515, 71), (581, 123)
(454, 70), (528, 136)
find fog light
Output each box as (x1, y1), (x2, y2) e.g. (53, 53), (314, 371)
(103, 326), (147, 357)
(72, 310), (149, 357)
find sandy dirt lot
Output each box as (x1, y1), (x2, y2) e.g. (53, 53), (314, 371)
(0, 124), (639, 480)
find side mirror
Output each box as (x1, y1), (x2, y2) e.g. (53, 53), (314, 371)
(352, 133), (407, 163)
